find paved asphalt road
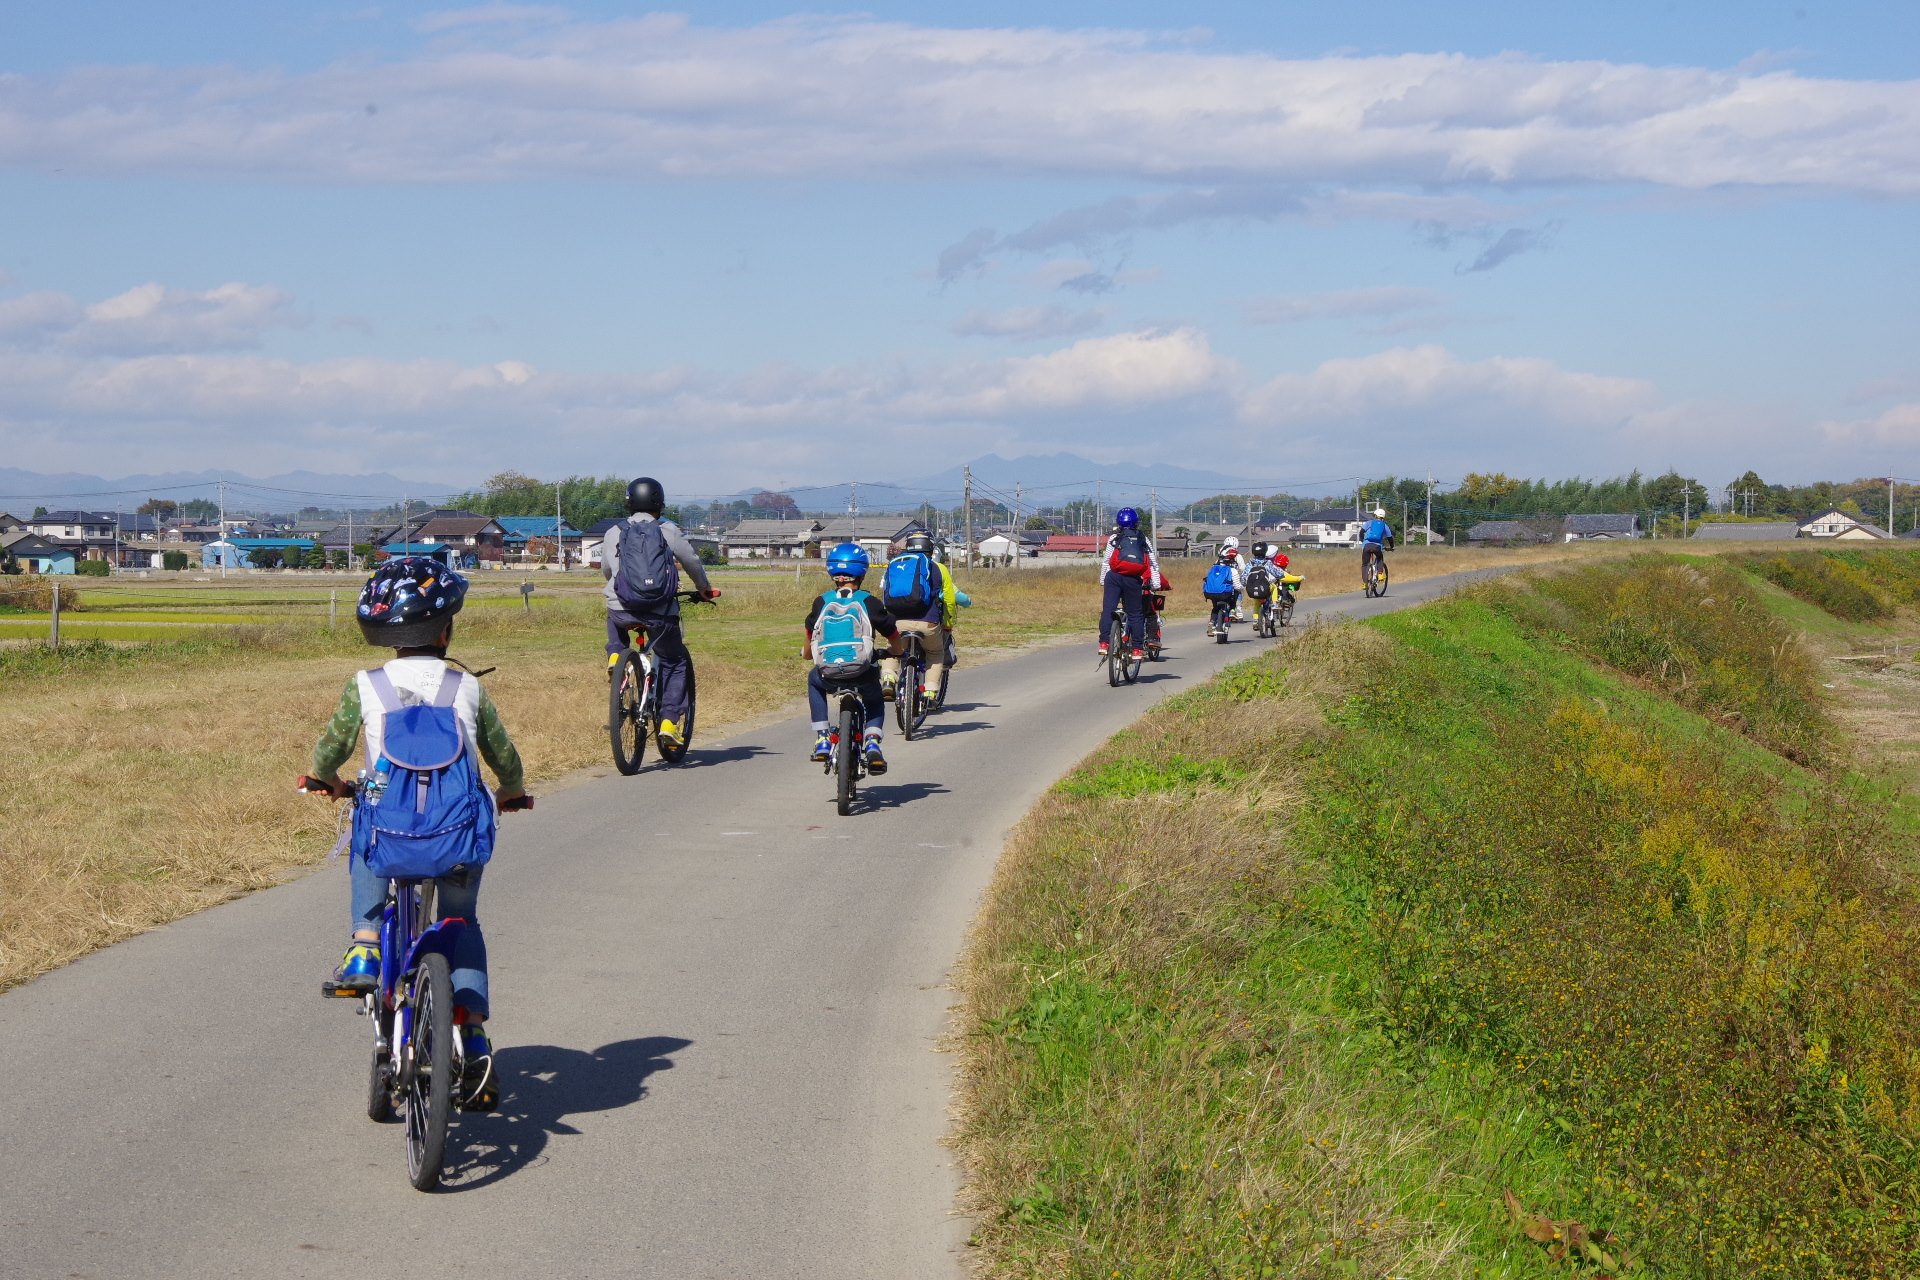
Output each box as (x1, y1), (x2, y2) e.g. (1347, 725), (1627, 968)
(0, 574), (1478, 1279)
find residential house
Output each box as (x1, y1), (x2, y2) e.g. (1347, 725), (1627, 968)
(412, 516), (507, 564)
(584, 517), (719, 567)
(1800, 508), (1890, 540)
(2, 529), (76, 574)
(168, 523), (225, 544)
(1466, 519), (1557, 546)
(812, 518), (927, 561)
(1038, 535), (1103, 558)
(720, 518), (822, 561)
(1292, 509), (1367, 549)
(26, 510), (120, 563)
(976, 529), (1049, 561)
(206, 537), (321, 569)
(1561, 513), (1642, 541)
(495, 516), (585, 565)
(1690, 522), (1802, 541)
(0, 512), (24, 532)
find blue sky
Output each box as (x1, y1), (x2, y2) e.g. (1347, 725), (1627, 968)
(2, 2), (1916, 497)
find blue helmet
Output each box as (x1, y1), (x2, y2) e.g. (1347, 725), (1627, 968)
(825, 541), (870, 579)
(1114, 507), (1140, 529)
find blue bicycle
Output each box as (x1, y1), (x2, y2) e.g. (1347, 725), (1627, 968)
(305, 775), (532, 1190)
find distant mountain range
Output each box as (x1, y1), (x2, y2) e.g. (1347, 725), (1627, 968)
(0, 467), (459, 513)
(730, 453), (1252, 514)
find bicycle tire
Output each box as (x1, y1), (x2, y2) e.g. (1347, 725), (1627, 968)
(1107, 632), (1123, 686)
(403, 952), (455, 1191)
(367, 1005), (396, 1123)
(1123, 646), (1143, 684)
(1213, 604), (1229, 644)
(1278, 595), (1294, 628)
(904, 664), (926, 739)
(835, 701), (856, 816)
(657, 655), (695, 764)
(609, 652), (648, 775)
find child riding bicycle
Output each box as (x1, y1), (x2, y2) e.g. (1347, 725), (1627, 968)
(1097, 507), (1162, 660)
(304, 556), (531, 1111)
(804, 543), (904, 774)
(878, 531), (970, 709)
(603, 476), (720, 752)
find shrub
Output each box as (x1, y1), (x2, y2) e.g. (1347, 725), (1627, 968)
(0, 575), (81, 611)
(1739, 549), (1894, 621)
(73, 559), (110, 577)
(161, 551), (189, 571)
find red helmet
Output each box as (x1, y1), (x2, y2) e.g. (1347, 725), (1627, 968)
(1221, 546), (1239, 560)
(1275, 554), (1289, 568)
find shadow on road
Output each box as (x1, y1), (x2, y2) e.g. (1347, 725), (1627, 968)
(440, 1034), (692, 1191)
(932, 700), (997, 714)
(677, 743), (777, 770)
(911, 716), (993, 740)
(856, 779), (951, 812)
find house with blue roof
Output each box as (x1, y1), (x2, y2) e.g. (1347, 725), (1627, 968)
(495, 516), (584, 566)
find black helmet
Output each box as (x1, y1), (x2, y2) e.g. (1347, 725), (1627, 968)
(356, 556), (468, 649)
(903, 531), (935, 555)
(624, 476), (666, 515)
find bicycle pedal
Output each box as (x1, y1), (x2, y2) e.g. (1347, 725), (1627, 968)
(320, 980), (366, 999)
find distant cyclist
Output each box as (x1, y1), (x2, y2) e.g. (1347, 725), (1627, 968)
(602, 476), (719, 753)
(879, 531), (970, 709)
(803, 543), (905, 773)
(1359, 506), (1395, 581)
(1097, 507), (1162, 660)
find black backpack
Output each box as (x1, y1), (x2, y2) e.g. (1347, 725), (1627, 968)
(613, 519), (680, 613)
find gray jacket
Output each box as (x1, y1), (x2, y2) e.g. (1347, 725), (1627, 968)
(601, 513), (713, 613)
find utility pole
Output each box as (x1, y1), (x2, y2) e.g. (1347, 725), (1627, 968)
(1889, 475), (1896, 535)
(849, 481), (858, 520)
(963, 465), (974, 570)
(554, 481), (563, 571)
(1095, 480), (1103, 534)
(1425, 470), (1433, 546)
(218, 479), (227, 579)
(1150, 486), (1159, 546)
(1681, 482), (1691, 537)
(1013, 482), (1022, 571)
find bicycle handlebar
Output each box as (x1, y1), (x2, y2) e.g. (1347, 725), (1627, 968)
(298, 774), (534, 814)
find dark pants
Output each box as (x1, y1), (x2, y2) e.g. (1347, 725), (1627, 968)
(1362, 545), (1386, 575)
(808, 667), (884, 739)
(1100, 574), (1144, 647)
(608, 609), (692, 729)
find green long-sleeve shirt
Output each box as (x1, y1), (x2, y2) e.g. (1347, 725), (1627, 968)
(312, 667), (525, 796)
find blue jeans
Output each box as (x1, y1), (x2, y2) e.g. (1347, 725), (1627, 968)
(1100, 574), (1144, 647)
(350, 855), (489, 1019)
(607, 609), (692, 730)
(808, 667), (884, 739)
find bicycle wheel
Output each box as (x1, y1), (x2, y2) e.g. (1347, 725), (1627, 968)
(367, 1005), (396, 1123)
(903, 660), (927, 739)
(1214, 604), (1229, 644)
(657, 655), (694, 764)
(403, 952), (455, 1191)
(1278, 595), (1294, 627)
(1145, 614), (1162, 660)
(609, 652), (649, 775)
(835, 701), (856, 815)
(1123, 644), (1143, 684)
(1376, 564), (1389, 597)
(1107, 626), (1124, 686)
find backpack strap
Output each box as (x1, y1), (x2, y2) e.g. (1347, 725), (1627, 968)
(433, 668), (464, 708)
(365, 665), (403, 714)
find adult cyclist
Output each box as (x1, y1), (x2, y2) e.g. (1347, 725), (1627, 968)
(602, 476), (719, 752)
(1359, 507), (1394, 585)
(1098, 507), (1162, 660)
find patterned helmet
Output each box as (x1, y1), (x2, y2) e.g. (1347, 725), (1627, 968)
(1114, 507), (1139, 529)
(356, 556), (467, 648)
(825, 542), (870, 579)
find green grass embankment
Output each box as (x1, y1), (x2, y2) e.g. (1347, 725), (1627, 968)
(959, 552), (1920, 1279)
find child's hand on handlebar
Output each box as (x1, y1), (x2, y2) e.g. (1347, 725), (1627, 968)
(296, 774), (351, 799)
(496, 792), (534, 814)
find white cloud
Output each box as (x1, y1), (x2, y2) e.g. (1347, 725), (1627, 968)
(0, 282), (299, 354)
(0, 20), (1914, 192)
(952, 305), (1105, 341)
(1244, 286), (1439, 326)
(1819, 402), (1920, 449)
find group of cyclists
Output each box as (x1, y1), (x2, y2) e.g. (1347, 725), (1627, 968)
(299, 477), (1397, 1113)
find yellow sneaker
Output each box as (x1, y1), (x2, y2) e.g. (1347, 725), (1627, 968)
(657, 718), (684, 749)
(607, 652), (622, 670)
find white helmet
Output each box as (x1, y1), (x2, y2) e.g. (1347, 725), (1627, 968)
(1223, 536), (1240, 549)
(1372, 507), (1387, 519)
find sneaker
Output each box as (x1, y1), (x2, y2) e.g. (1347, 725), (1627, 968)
(881, 679), (897, 703)
(606, 651), (621, 670)
(1097, 641), (1111, 656)
(657, 717), (684, 750)
(810, 731), (833, 762)
(458, 1024), (497, 1112)
(863, 737), (888, 775)
(1131, 648), (1146, 661)
(324, 942), (379, 997)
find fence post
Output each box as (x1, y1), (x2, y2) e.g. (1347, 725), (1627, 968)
(329, 589), (338, 630)
(50, 581), (61, 649)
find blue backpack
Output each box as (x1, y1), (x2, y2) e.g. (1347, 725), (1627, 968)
(352, 668), (496, 880)
(1202, 562), (1238, 598)
(811, 588), (877, 678)
(613, 517), (680, 614)
(881, 553), (934, 614)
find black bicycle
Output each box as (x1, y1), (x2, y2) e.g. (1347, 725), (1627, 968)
(825, 687), (873, 815)
(1207, 596), (1236, 644)
(894, 632), (931, 739)
(1362, 552), (1389, 599)
(608, 592), (714, 774)
(1142, 592), (1165, 660)
(1104, 601), (1144, 686)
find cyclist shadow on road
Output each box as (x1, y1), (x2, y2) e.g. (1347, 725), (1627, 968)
(675, 744), (777, 770)
(441, 1034), (692, 1190)
(856, 779), (951, 812)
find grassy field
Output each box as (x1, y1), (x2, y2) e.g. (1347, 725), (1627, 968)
(956, 546), (1920, 1278)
